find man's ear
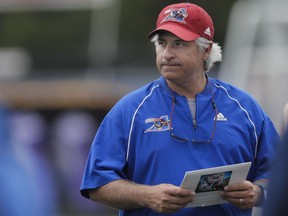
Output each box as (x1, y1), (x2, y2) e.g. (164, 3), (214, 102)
(204, 43), (213, 59)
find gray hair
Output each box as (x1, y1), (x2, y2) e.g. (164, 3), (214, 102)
(150, 34), (222, 72)
(195, 37), (222, 72)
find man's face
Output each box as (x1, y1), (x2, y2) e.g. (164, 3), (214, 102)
(155, 31), (207, 85)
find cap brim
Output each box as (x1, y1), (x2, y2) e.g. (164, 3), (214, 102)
(148, 22), (200, 42)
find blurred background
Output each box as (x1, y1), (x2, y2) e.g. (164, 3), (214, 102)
(0, 0), (287, 215)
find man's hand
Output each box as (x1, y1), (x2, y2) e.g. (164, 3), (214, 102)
(221, 181), (261, 209)
(144, 184), (195, 214)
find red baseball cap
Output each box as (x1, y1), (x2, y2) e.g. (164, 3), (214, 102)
(148, 3), (214, 41)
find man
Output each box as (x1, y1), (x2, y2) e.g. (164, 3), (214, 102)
(80, 3), (279, 215)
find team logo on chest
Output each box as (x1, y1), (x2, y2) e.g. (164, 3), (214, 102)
(144, 115), (171, 133)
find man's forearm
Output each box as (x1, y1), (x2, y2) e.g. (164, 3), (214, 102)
(89, 179), (149, 210)
(88, 179), (195, 213)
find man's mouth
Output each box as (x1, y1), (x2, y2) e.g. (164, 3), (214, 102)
(161, 62), (180, 67)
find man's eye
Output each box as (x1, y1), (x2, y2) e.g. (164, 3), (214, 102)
(158, 41), (166, 46)
(175, 42), (186, 47)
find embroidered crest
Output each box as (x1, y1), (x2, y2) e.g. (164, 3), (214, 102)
(144, 115), (170, 133)
(161, 8), (188, 24)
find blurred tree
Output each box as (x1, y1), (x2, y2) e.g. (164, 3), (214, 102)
(0, 0), (236, 77)
(0, 10), (90, 76)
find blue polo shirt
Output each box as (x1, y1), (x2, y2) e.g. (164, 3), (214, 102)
(80, 76), (279, 216)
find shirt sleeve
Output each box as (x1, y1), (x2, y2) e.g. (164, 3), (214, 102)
(80, 104), (129, 198)
(253, 112), (280, 181)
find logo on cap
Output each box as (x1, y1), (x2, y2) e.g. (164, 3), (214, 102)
(161, 8), (188, 24)
(204, 27), (211, 36)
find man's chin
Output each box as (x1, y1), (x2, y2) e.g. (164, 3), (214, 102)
(161, 73), (179, 82)
(160, 69), (177, 76)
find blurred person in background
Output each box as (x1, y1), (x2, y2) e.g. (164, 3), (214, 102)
(0, 104), (46, 216)
(80, 3), (279, 216)
(9, 110), (59, 215)
(261, 129), (288, 216)
(262, 105), (288, 216)
(51, 110), (101, 213)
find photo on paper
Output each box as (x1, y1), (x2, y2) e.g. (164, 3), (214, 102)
(180, 162), (251, 207)
(195, 171), (232, 193)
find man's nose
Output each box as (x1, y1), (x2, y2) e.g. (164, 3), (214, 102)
(163, 44), (175, 60)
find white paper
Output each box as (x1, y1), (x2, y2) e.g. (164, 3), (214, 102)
(180, 162), (252, 208)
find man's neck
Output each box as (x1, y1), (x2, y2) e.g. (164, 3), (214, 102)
(166, 74), (207, 99)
